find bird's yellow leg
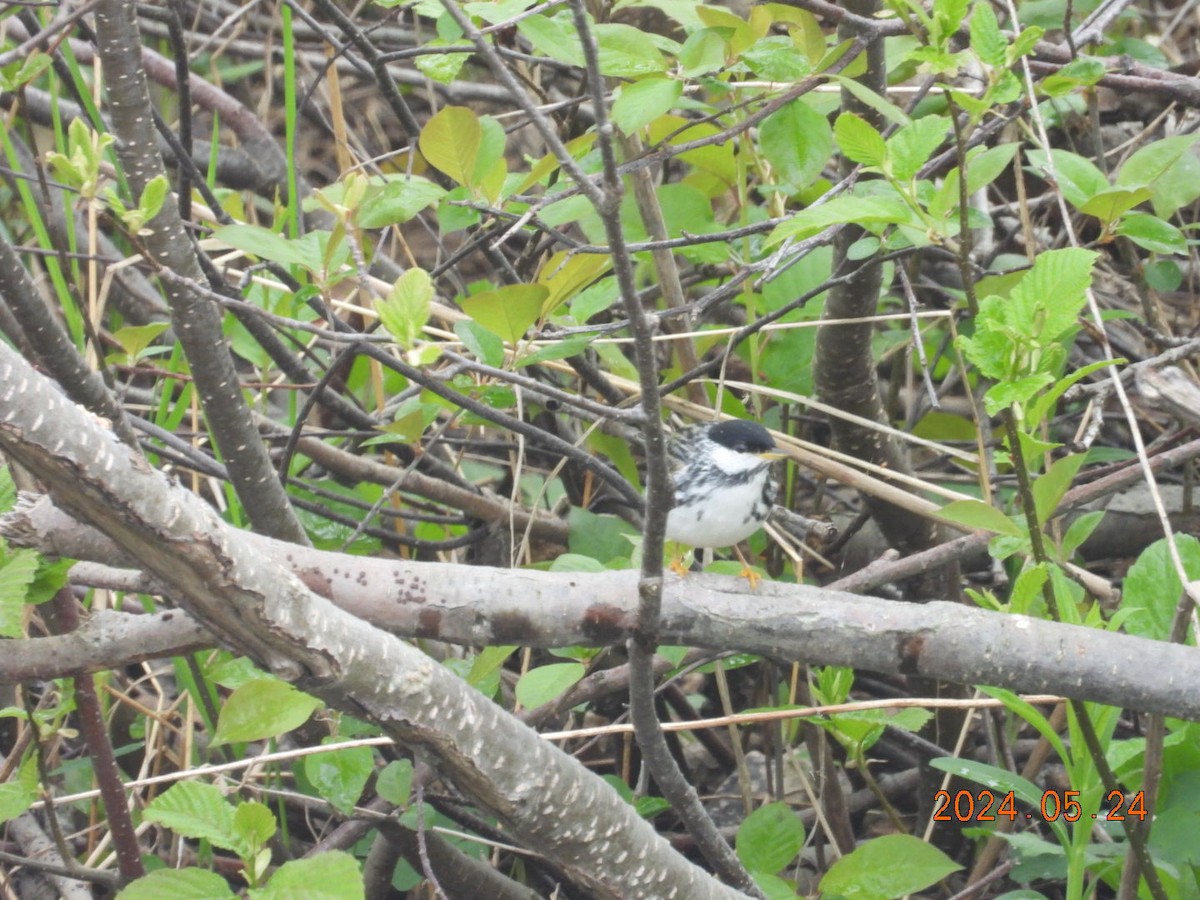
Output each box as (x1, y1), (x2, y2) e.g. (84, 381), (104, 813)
(665, 540), (692, 576)
(733, 545), (763, 590)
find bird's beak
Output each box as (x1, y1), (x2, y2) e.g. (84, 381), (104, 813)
(759, 450), (788, 461)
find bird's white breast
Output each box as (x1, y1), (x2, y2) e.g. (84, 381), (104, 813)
(664, 467), (772, 547)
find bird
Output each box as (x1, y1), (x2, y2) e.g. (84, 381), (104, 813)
(663, 419), (786, 586)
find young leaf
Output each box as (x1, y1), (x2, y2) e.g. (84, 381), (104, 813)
(1031, 454), (1086, 524)
(760, 99), (833, 190)
(1077, 185), (1153, 226)
(117, 868), (236, 900)
(259, 852), (364, 900)
(454, 318), (505, 367)
(143, 782), (239, 850)
(835, 112), (887, 168)
(939, 499), (1022, 536)
(304, 742), (373, 814)
(515, 662), (586, 709)
(612, 78), (682, 134)
(1116, 212), (1187, 255)
(970, 1), (1006, 68)
(460, 284), (548, 344)
(1024, 148), (1108, 209)
(212, 678), (322, 746)
(419, 106), (481, 186)
(378, 268), (433, 349)
(887, 114), (948, 181)
(736, 802), (806, 874)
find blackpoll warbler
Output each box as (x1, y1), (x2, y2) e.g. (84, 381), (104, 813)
(664, 420), (786, 582)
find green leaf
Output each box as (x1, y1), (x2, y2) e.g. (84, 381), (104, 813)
(970, 1), (1006, 67)
(117, 867), (236, 900)
(419, 106), (480, 186)
(835, 112), (887, 168)
(112, 322), (170, 362)
(568, 507), (639, 564)
(538, 252), (611, 316)
(233, 801), (277, 853)
(214, 224), (314, 269)
(377, 759), (414, 806)
(1009, 247), (1098, 344)
(0, 550), (40, 639)
(1122, 535), (1200, 642)
(819, 834), (961, 900)
(460, 284), (548, 344)
(736, 802), (806, 874)
(1031, 454), (1085, 524)
(304, 742), (374, 815)
(1062, 510), (1104, 560)
(677, 27), (728, 77)
(515, 662), (586, 709)
(767, 193), (915, 245)
(253, 852), (364, 900)
(144, 782), (239, 851)
(0, 779), (36, 825)
(378, 268), (433, 349)
(887, 114), (948, 181)
(1116, 213), (1187, 255)
(760, 100), (833, 191)
(1116, 134), (1200, 189)
(594, 23), (667, 76)
(1024, 149), (1107, 209)
(939, 499), (1021, 536)
(466, 645), (517, 697)
(612, 78), (681, 134)
(454, 318), (505, 366)
(1039, 56), (1106, 97)
(739, 36), (812, 82)
(356, 176), (445, 228)
(212, 679), (322, 746)
(832, 76), (911, 127)
(1077, 185), (1153, 226)
(983, 373), (1053, 415)
(516, 335), (596, 368)
(413, 39), (470, 83)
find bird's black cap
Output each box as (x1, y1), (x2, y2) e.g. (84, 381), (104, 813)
(705, 420), (777, 454)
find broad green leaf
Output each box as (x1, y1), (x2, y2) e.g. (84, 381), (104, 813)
(760, 100), (832, 190)
(212, 679), (322, 746)
(233, 801), (276, 853)
(1122, 534), (1200, 642)
(739, 35), (812, 82)
(357, 176), (446, 228)
(304, 742), (373, 814)
(1116, 213), (1187, 255)
(612, 78), (681, 133)
(939, 499), (1021, 536)
(677, 27), (728, 77)
(414, 39), (470, 83)
(254, 852), (363, 900)
(1027, 358), (1121, 427)
(820, 834), (961, 900)
(419, 106), (480, 186)
(594, 23), (667, 76)
(1062, 510), (1104, 560)
(454, 318), (505, 366)
(460, 284), (548, 343)
(515, 662), (585, 709)
(970, 1), (1006, 67)
(117, 867), (236, 900)
(1024, 148), (1107, 209)
(377, 759), (414, 806)
(835, 112), (886, 167)
(213, 223), (313, 269)
(932, 0), (968, 41)
(929, 143), (1019, 221)
(767, 193), (914, 245)
(378, 268), (433, 349)
(0, 780), (36, 825)
(1116, 134), (1200, 189)
(1077, 185), (1153, 225)
(143, 782), (239, 851)
(538, 252), (611, 316)
(518, 13), (584, 67)
(112, 322), (170, 362)
(1008, 247), (1098, 344)
(983, 373), (1053, 415)
(568, 507), (639, 565)
(736, 802), (806, 874)
(1039, 57), (1106, 97)
(466, 645), (517, 697)
(1031, 453), (1085, 524)
(887, 114), (948, 181)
